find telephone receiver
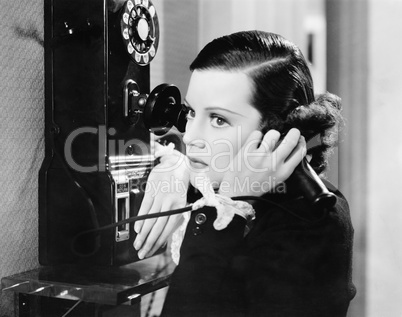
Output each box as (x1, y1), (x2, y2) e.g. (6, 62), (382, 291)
(137, 84), (337, 209)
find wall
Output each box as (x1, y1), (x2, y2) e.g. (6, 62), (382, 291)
(327, 0), (402, 316)
(366, 1), (402, 316)
(0, 1), (44, 316)
(150, 0), (199, 94)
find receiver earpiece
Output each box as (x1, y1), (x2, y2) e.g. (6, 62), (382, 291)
(143, 83), (188, 135)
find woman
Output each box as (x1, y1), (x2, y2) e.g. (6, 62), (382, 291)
(135, 31), (355, 316)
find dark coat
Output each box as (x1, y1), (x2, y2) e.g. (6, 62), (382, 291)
(161, 185), (356, 317)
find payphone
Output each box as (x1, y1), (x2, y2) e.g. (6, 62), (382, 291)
(39, 0), (171, 266)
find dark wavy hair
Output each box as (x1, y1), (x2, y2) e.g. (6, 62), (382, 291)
(190, 30), (343, 174)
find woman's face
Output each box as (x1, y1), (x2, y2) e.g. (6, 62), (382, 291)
(183, 69), (262, 188)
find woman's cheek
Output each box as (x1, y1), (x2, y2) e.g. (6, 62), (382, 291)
(210, 141), (237, 172)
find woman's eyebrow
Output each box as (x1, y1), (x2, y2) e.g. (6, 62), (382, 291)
(205, 107), (246, 117)
(184, 98), (246, 117)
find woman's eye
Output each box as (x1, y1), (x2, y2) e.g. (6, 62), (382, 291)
(210, 115), (229, 127)
(186, 109), (195, 119)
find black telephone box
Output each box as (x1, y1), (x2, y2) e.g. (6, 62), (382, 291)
(39, 0), (160, 266)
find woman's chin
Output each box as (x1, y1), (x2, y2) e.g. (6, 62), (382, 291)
(189, 171), (221, 191)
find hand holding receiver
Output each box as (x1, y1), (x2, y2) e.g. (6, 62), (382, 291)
(134, 142), (190, 259)
(218, 128), (306, 198)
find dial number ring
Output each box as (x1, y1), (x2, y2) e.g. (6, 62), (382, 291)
(120, 0), (159, 66)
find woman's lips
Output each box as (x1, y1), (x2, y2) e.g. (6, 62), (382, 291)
(187, 156), (208, 169)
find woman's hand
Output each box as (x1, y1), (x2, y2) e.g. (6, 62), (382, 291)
(134, 143), (190, 259)
(218, 128), (306, 198)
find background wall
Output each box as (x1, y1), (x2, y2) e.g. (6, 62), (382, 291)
(366, 1), (402, 316)
(0, 1), (44, 316)
(327, 1), (402, 316)
(1, 0), (402, 316)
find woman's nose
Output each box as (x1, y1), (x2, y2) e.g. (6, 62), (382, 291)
(182, 120), (206, 149)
